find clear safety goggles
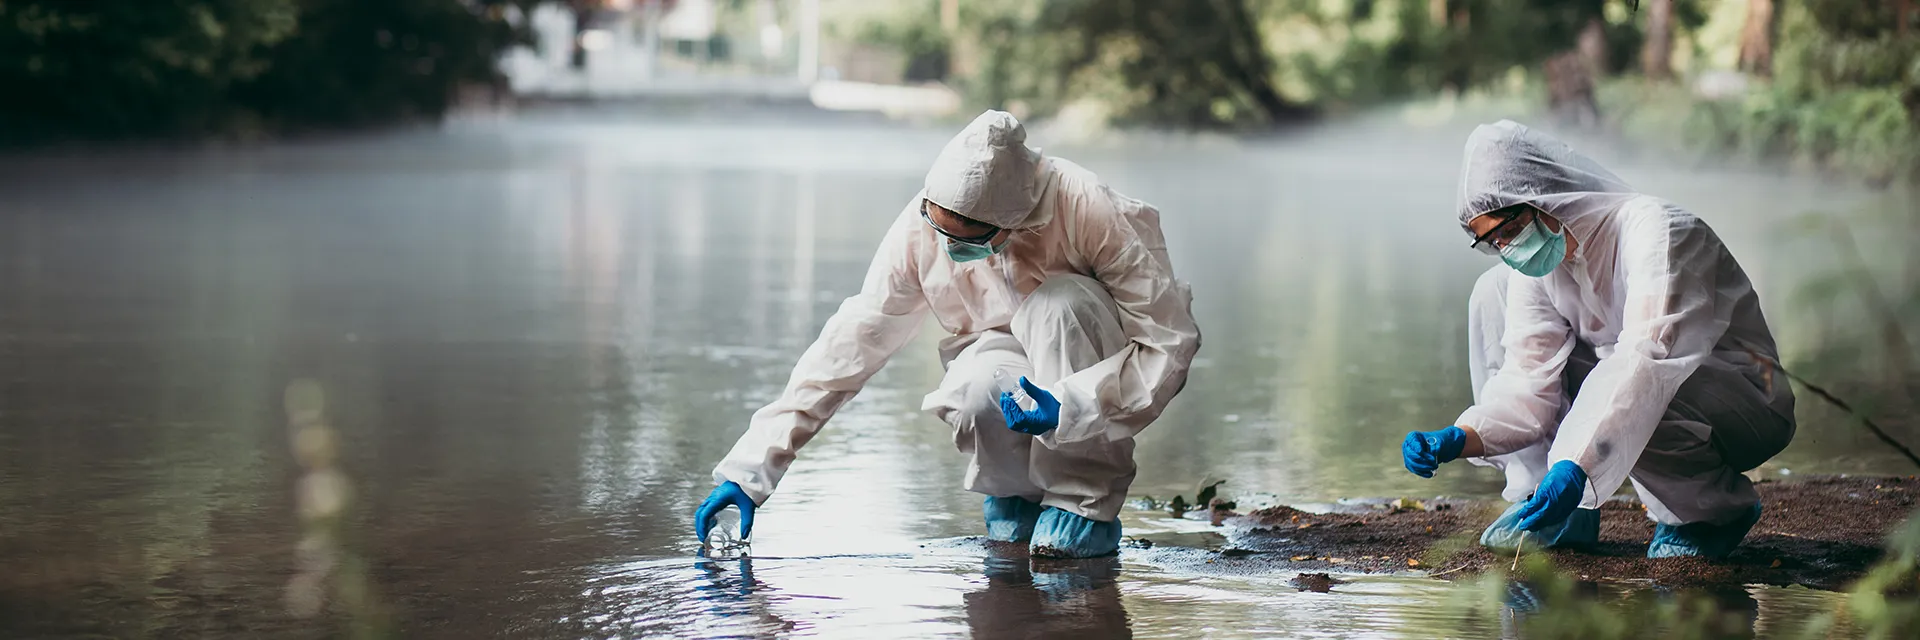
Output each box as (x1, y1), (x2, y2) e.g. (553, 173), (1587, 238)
(921, 200), (1001, 246)
(1468, 206), (1535, 256)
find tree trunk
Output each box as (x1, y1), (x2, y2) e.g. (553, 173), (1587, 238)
(1642, 0), (1674, 81)
(1899, 0), (1912, 37)
(1738, 0), (1775, 76)
(571, 2), (594, 70)
(1578, 17), (1608, 74)
(1213, 0), (1311, 122)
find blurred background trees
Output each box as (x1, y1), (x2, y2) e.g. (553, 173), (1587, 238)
(841, 0), (1916, 184)
(1, 0), (1914, 185)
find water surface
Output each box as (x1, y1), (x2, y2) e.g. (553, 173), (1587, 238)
(0, 106), (1908, 637)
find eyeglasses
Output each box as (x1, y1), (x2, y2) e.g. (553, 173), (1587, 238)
(1468, 207), (1533, 256)
(921, 200), (1001, 246)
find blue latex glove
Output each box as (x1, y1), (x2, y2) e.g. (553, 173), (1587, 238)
(1516, 460), (1588, 532)
(694, 481), (757, 544)
(1000, 376), (1061, 436)
(1401, 426), (1468, 478)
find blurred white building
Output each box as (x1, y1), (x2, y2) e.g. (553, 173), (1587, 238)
(498, 0), (956, 116)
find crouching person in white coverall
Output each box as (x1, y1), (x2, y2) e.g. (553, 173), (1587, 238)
(693, 110), (1202, 559)
(1402, 120), (1796, 559)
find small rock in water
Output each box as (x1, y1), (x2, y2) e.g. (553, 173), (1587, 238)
(1290, 572), (1338, 593)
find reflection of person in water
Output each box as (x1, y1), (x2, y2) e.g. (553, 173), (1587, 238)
(964, 551), (1133, 639)
(693, 555), (794, 636)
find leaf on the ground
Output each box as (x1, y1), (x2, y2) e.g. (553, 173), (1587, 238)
(1407, 558), (1422, 567)
(1388, 497), (1427, 513)
(1290, 555), (1311, 561)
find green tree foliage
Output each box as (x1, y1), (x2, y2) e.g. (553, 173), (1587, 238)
(1617, 0), (1920, 184)
(1036, 0), (1311, 127)
(0, 0), (536, 144)
(0, 1), (299, 141)
(845, 0), (1644, 127)
(235, 0), (529, 130)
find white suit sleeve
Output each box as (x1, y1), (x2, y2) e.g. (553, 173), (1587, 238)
(1042, 186), (1202, 445)
(712, 209), (930, 504)
(1549, 205), (1729, 508)
(1456, 272), (1576, 456)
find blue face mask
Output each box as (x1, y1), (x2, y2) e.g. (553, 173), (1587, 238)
(945, 235), (1008, 262)
(1499, 217), (1568, 277)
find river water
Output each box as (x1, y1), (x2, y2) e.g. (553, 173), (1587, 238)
(0, 106), (1910, 637)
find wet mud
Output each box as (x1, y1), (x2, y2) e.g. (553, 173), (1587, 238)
(1182, 475), (1917, 590)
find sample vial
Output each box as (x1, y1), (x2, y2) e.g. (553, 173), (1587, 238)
(994, 369), (1035, 411)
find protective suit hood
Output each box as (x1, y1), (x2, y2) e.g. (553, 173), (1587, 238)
(1457, 120), (1638, 255)
(925, 110), (1054, 229)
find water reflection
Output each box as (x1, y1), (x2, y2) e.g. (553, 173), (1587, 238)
(692, 556), (795, 637)
(966, 552), (1132, 639)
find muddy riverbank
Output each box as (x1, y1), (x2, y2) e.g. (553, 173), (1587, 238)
(1125, 475), (1919, 590)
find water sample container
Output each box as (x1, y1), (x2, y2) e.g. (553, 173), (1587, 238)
(703, 509), (747, 557)
(994, 369), (1035, 411)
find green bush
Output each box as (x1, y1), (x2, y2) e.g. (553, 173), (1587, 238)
(1602, 0), (1920, 186)
(234, 0), (527, 131)
(0, 1), (299, 142)
(0, 0), (533, 144)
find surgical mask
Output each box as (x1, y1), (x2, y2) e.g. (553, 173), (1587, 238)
(945, 235), (1009, 262)
(1499, 217), (1568, 277)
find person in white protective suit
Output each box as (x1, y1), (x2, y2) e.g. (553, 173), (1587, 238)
(1401, 120), (1796, 559)
(692, 110), (1202, 559)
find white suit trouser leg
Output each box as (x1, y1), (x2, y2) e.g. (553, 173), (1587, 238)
(924, 275), (1135, 522)
(1467, 265), (1790, 526)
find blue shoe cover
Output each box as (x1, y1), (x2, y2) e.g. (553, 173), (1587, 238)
(983, 496), (1044, 543)
(1648, 503), (1762, 559)
(1480, 502), (1600, 552)
(1029, 507), (1122, 558)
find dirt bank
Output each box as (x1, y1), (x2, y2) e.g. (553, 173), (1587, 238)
(1193, 475), (1917, 590)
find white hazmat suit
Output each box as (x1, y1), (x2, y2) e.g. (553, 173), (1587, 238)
(1457, 121), (1795, 527)
(713, 111), (1201, 523)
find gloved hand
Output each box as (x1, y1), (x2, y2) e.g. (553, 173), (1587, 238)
(1515, 460), (1588, 532)
(1401, 426), (1468, 478)
(1000, 376), (1061, 436)
(694, 481), (757, 544)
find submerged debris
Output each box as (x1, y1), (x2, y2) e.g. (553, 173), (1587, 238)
(1195, 480), (1226, 510)
(1148, 478), (1233, 520)
(1208, 499), (1239, 526)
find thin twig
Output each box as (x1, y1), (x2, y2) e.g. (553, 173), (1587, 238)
(1511, 537), (1523, 572)
(1427, 563), (1475, 577)
(1742, 345), (1920, 470)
